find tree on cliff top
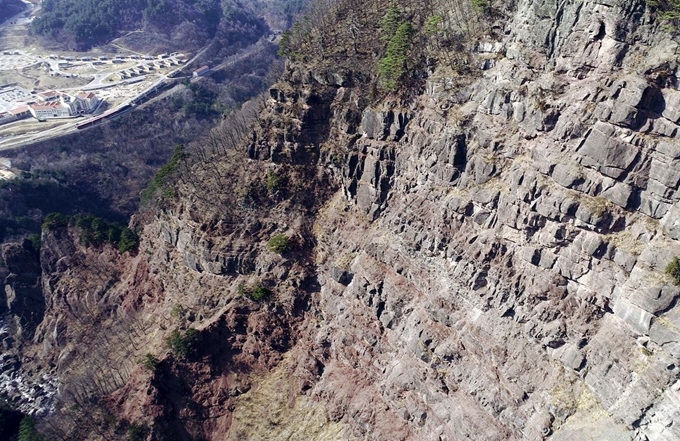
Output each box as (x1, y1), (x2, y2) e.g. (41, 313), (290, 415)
(18, 416), (42, 441)
(647, 0), (680, 24)
(378, 11), (413, 90)
(276, 0), (514, 96)
(140, 144), (188, 204)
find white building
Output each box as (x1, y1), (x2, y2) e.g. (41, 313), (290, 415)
(193, 65), (210, 77)
(28, 90), (100, 119)
(37, 90), (59, 101)
(78, 92), (99, 111)
(29, 101), (71, 119)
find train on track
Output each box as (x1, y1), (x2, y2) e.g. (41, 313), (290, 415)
(75, 79), (171, 130)
(75, 104), (132, 130)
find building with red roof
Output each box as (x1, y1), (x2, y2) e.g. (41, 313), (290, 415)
(193, 65), (210, 77)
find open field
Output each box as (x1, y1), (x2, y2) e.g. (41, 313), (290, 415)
(0, 117), (63, 139)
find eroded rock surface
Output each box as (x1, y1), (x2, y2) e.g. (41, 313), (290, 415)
(286, 0), (680, 439)
(4, 0), (680, 440)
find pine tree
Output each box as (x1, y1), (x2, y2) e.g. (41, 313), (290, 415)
(18, 416), (40, 441)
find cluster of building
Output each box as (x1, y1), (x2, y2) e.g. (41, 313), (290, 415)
(0, 51), (198, 128)
(118, 58), (182, 80)
(0, 89), (100, 125)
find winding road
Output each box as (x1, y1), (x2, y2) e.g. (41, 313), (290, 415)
(0, 0), (35, 29)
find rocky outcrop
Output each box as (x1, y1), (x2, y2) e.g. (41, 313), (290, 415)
(6, 0), (680, 440)
(0, 239), (57, 417)
(261, 0), (680, 439)
(2, 240), (43, 339)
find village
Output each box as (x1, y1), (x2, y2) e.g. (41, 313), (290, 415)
(0, 51), (191, 122)
(0, 0), (222, 158)
(0, 49), (211, 151)
(0, 87), (100, 123)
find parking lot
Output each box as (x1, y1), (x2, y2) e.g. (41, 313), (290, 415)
(0, 85), (31, 112)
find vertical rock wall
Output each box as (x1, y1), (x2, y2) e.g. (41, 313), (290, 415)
(282, 0), (680, 439)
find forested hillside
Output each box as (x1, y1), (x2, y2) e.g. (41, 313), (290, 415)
(31, 0), (299, 50)
(0, 0), (26, 21)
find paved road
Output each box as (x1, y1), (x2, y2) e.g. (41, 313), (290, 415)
(0, 0), (33, 29)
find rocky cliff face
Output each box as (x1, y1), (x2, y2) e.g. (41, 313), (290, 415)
(277, 0), (680, 439)
(4, 0), (680, 439)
